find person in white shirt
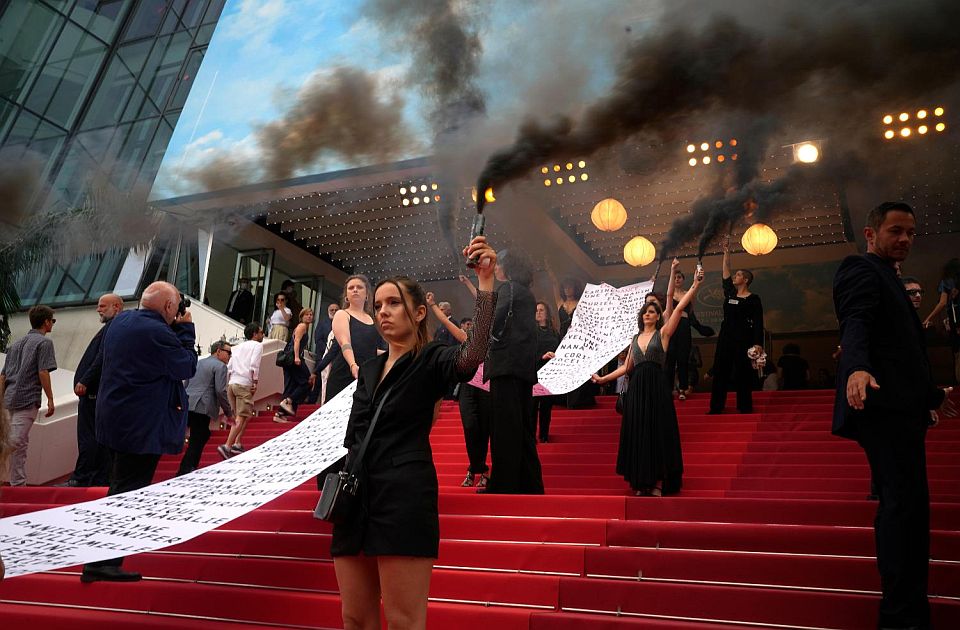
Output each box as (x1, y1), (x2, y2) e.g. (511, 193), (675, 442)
(268, 293), (292, 342)
(220, 322), (264, 459)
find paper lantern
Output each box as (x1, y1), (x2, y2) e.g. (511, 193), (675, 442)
(591, 198), (628, 232)
(741, 223), (778, 256)
(623, 236), (656, 267)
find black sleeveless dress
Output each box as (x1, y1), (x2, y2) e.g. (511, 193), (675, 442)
(618, 329), (684, 494)
(325, 314), (385, 402)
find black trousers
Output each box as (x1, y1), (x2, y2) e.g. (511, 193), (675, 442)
(177, 411), (212, 476)
(282, 362), (311, 411)
(665, 318), (692, 391)
(710, 339), (755, 413)
(530, 396), (553, 441)
(858, 416), (930, 629)
(458, 385), (491, 474)
(487, 377), (543, 494)
(70, 395), (111, 486)
(85, 450), (162, 569)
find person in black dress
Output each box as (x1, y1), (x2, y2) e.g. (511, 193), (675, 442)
(550, 273), (596, 409)
(592, 262), (704, 496)
(709, 236), (764, 414)
(665, 267), (696, 400)
(276, 308), (313, 421)
(325, 275), (386, 403)
(332, 237), (497, 630)
(483, 249), (544, 495)
(532, 301), (560, 442)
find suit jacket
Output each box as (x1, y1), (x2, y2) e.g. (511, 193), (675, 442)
(484, 281), (538, 384)
(225, 288), (254, 323)
(186, 355), (232, 419)
(832, 253), (945, 439)
(96, 309), (197, 455)
(314, 317), (334, 354)
(74, 319), (113, 396)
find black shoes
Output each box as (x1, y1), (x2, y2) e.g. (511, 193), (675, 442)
(80, 566), (142, 583)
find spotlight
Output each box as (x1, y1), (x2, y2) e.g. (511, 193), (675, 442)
(715, 140), (723, 148)
(553, 165), (561, 172)
(423, 196), (430, 204)
(898, 112), (909, 122)
(717, 155), (725, 162)
(918, 125), (928, 134)
(581, 173), (588, 181)
(566, 163), (573, 170)
(794, 142), (820, 164)
(434, 195), (440, 201)
(544, 179), (551, 186)
(730, 139), (738, 146)
(731, 153), (738, 160)
(702, 156), (711, 164)
(541, 167), (548, 174)
(420, 185), (427, 192)
(431, 183), (438, 190)
(917, 110), (927, 119)
(883, 115), (893, 124)
(556, 177), (563, 185)
(700, 142), (709, 151)
(688, 158), (697, 167)
(402, 198), (410, 206)
(884, 129), (895, 139)
(578, 160), (586, 168)
(413, 197), (420, 205)
(934, 107), (944, 116)
(568, 175), (575, 183)
(936, 122), (946, 132)
(900, 127), (911, 137)
(686, 144), (696, 153)
(400, 187), (407, 195)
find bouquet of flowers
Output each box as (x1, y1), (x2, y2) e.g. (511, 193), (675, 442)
(747, 345), (767, 379)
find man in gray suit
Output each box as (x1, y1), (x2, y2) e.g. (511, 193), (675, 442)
(177, 340), (233, 475)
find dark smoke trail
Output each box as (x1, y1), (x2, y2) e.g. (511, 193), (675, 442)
(476, 0), (960, 218)
(182, 66), (413, 192)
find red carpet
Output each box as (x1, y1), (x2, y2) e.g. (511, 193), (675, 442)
(2, 390), (958, 629)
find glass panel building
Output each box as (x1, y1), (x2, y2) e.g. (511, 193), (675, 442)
(1, 0), (226, 306)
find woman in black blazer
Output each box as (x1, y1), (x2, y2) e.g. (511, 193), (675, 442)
(332, 237), (497, 630)
(482, 249), (544, 494)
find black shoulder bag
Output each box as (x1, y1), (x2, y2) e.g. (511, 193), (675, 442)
(314, 385), (393, 524)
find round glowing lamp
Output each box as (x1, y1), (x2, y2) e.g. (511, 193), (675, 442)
(741, 223), (778, 256)
(591, 198), (628, 232)
(623, 236), (656, 267)
(796, 143), (819, 163)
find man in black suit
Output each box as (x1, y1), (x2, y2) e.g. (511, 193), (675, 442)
(225, 278), (255, 323)
(833, 201), (955, 629)
(67, 293), (123, 486)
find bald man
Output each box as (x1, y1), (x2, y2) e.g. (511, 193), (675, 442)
(82, 282), (197, 583)
(65, 294), (124, 487)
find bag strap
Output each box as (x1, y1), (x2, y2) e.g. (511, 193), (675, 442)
(347, 384), (394, 475)
(491, 281), (514, 342)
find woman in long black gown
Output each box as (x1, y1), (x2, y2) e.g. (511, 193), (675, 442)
(332, 237), (497, 630)
(552, 275), (596, 408)
(593, 262), (703, 496)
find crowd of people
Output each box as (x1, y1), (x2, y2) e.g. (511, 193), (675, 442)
(2, 205), (958, 629)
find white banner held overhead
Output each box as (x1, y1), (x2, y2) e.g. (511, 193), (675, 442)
(536, 281), (653, 395)
(0, 382), (357, 579)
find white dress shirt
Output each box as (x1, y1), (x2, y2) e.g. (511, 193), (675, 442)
(228, 339), (264, 386)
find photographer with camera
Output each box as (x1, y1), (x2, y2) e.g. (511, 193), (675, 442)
(80, 281), (197, 584)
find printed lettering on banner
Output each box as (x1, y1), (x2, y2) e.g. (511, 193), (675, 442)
(0, 382), (358, 579)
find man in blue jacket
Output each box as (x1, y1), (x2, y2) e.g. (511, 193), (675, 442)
(80, 281), (197, 583)
(833, 202), (955, 629)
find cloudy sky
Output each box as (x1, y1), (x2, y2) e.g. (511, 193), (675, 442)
(151, 0), (650, 198)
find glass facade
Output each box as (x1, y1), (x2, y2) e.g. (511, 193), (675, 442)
(3, 0), (225, 306)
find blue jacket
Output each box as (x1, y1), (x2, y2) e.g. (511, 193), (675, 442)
(96, 309), (198, 455)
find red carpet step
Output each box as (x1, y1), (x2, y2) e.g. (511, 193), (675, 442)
(2, 390), (959, 629)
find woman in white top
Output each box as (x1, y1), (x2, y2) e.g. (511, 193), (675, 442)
(268, 292), (292, 342)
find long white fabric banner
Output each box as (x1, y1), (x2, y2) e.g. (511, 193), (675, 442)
(0, 382), (356, 579)
(536, 281), (653, 395)
(0, 282), (651, 579)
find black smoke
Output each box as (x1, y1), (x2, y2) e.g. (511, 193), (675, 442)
(474, 0), (960, 254)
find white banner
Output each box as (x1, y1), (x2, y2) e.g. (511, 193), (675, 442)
(0, 382), (357, 579)
(465, 363), (553, 396)
(535, 281), (653, 395)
